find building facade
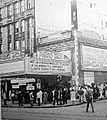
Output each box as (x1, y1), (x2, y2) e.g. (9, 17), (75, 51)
(0, 0), (36, 99)
(0, 0), (36, 54)
(0, 0), (107, 100)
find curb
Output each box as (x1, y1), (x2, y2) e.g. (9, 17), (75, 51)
(1, 102), (83, 109)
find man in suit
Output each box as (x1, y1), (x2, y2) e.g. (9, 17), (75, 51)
(85, 85), (94, 113)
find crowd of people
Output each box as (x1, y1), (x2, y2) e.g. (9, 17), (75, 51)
(2, 83), (107, 108)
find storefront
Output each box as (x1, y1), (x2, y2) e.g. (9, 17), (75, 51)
(0, 50), (72, 100)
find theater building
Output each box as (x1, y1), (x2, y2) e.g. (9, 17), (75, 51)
(0, 0), (107, 100)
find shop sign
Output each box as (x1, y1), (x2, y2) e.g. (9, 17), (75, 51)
(82, 45), (107, 71)
(11, 78), (35, 84)
(12, 85), (19, 89)
(19, 83), (26, 86)
(25, 78), (35, 83)
(11, 80), (18, 84)
(26, 84), (35, 90)
(17, 79), (26, 85)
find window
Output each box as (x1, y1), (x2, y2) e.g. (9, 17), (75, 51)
(14, 2), (19, 14)
(0, 44), (2, 54)
(20, 0), (24, 12)
(7, 4), (12, 17)
(21, 20), (25, 32)
(0, 27), (2, 38)
(9, 43), (12, 50)
(8, 24), (12, 51)
(16, 40), (20, 50)
(0, 8), (2, 21)
(0, 27), (2, 53)
(21, 40), (25, 51)
(8, 24), (12, 42)
(27, 18), (32, 39)
(15, 22), (19, 33)
(27, 0), (32, 9)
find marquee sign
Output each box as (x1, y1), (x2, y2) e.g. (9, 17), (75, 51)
(25, 51), (72, 75)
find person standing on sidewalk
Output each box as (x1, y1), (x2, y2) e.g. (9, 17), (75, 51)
(36, 89), (43, 106)
(3, 91), (7, 105)
(85, 85), (94, 113)
(29, 91), (34, 106)
(11, 91), (15, 104)
(17, 91), (23, 106)
(70, 88), (76, 105)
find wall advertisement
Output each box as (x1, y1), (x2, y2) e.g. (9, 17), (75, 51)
(84, 72), (94, 85)
(26, 51), (71, 75)
(81, 45), (107, 71)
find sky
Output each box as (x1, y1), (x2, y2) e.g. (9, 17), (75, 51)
(36, 0), (107, 37)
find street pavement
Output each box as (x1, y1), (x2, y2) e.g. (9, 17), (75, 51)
(1, 99), (107, 120)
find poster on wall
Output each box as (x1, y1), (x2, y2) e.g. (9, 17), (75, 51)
(82, 45), (107, 71)
(84, 72), (94, 85)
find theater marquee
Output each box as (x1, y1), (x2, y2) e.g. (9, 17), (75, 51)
(25, 51), (72, 76)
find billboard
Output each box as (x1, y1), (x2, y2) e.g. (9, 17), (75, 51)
(36, 0), (107, 40)
(81, 45), (107, 71)
(36, 0), (71, 37)
(25, 50), (72, 76)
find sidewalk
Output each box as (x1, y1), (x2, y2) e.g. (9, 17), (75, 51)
(1, 98), (107, 109)
(1, 99), (82, 108)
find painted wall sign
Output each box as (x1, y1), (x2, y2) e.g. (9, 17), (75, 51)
(82, 45), (107, 71)
(37, 31), (71, 44)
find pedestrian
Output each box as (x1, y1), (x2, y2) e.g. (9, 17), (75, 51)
(3, 91), (7, 105)
(36, 89), (43, 106)
(78, 86), (84, 103)
(70, 88), (76, 105)
(11, 91), (15, 104)
(52, 89), (58, 105)
(29, 91), (34, 106)
(62, 88), (68, 104)
(43, 91), (48, 104)
(85, 85), (94, 113)
(9, 90), (12, 101)
(17, 91), (23, 106)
